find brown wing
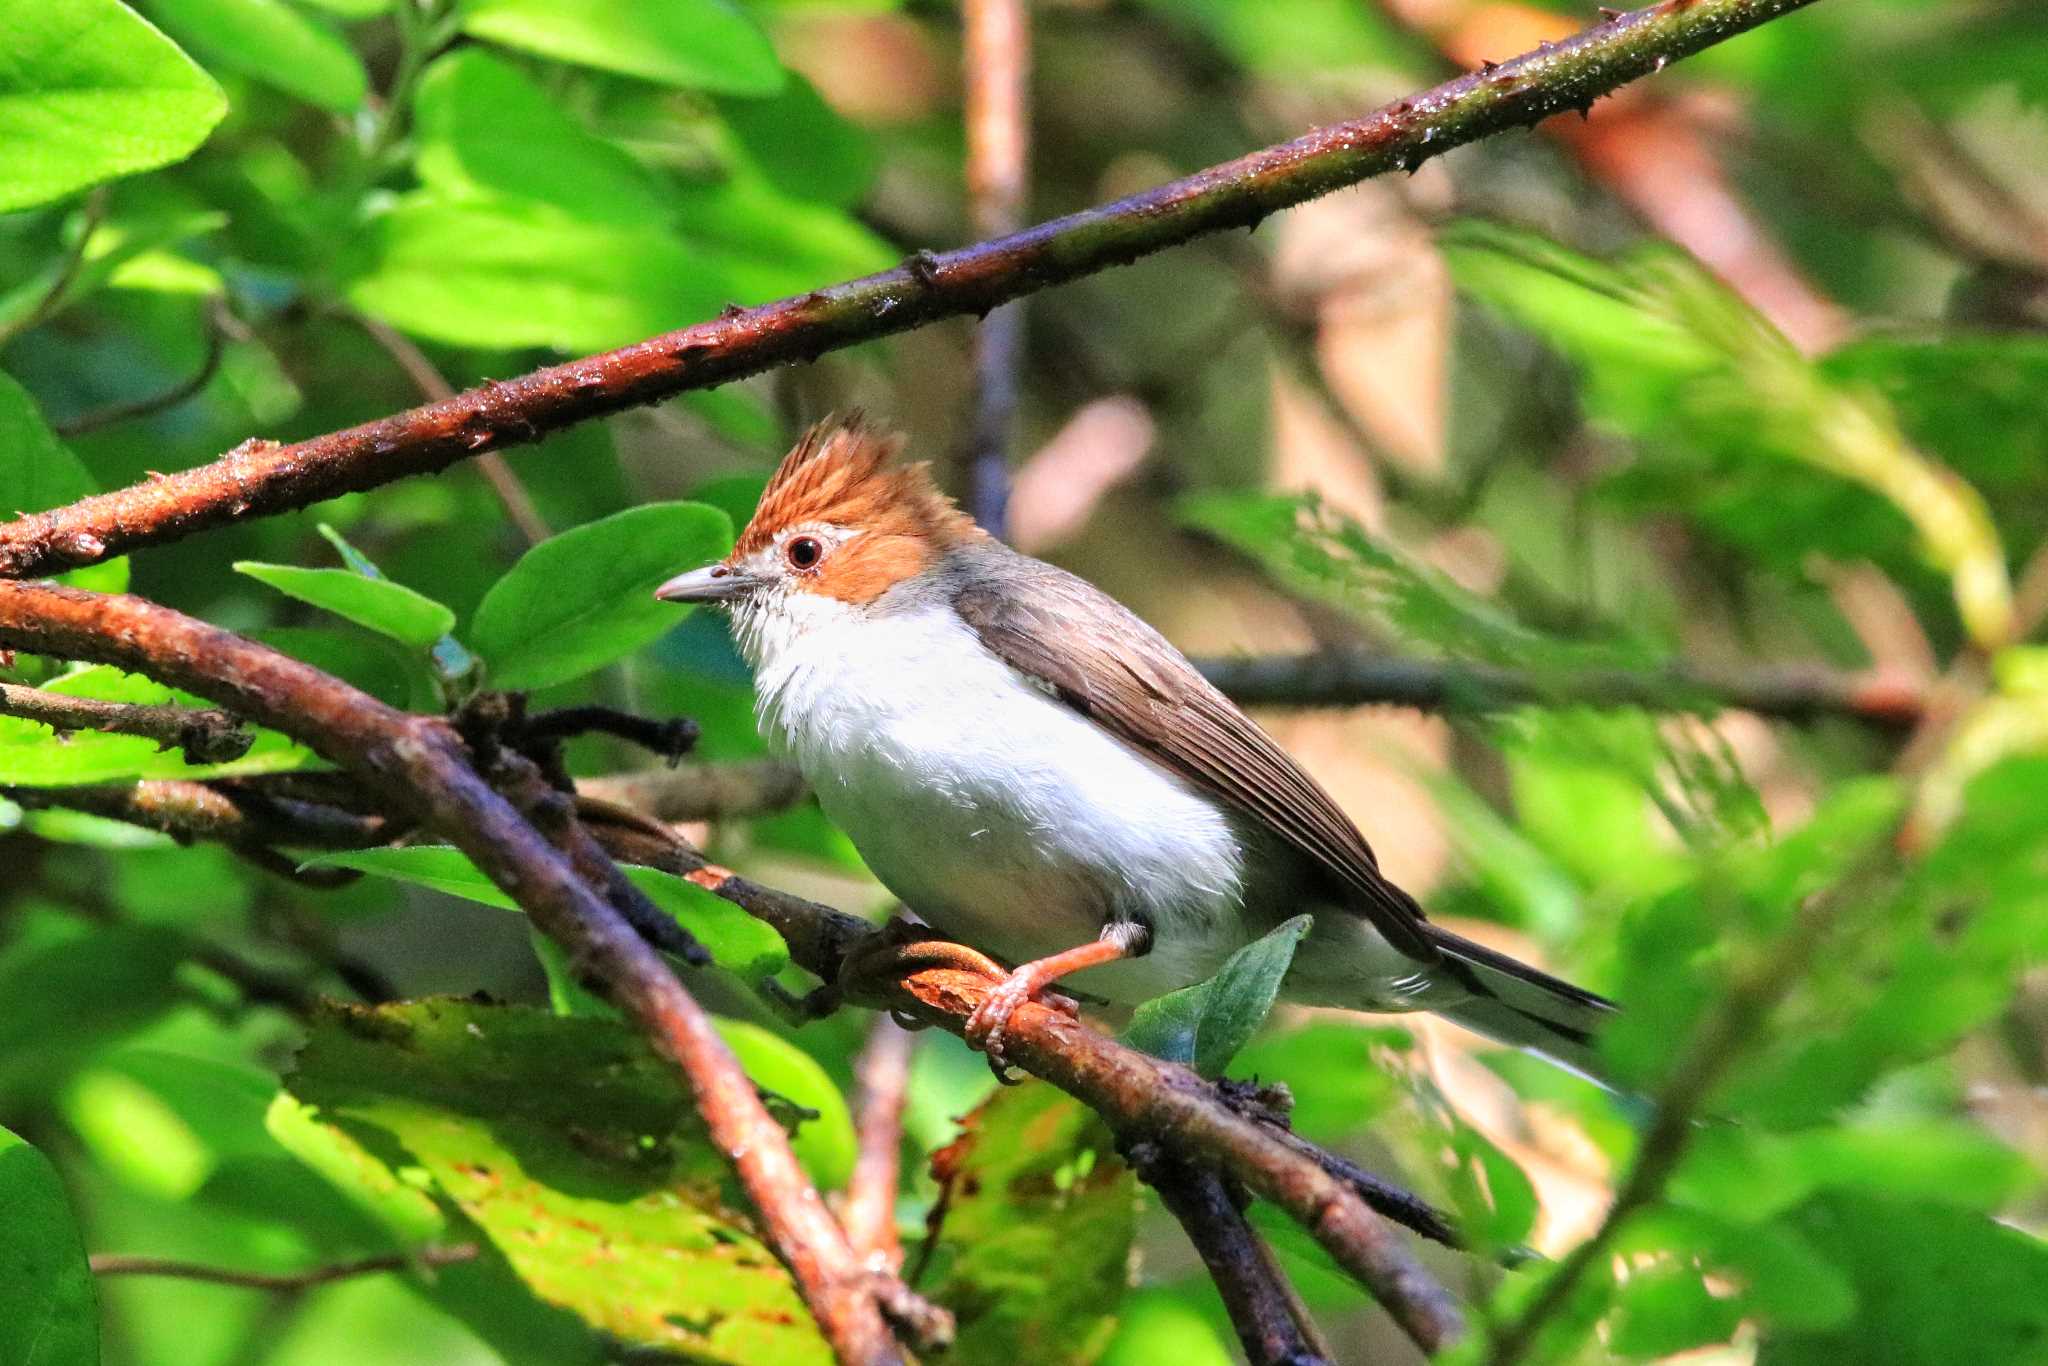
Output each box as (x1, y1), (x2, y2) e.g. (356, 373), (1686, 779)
(951, 555), (1439, 963)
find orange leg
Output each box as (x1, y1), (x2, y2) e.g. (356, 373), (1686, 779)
(965, 922), (1149, 1080)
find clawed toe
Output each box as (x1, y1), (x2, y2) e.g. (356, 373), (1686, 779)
(965, 973), (1041, 1083)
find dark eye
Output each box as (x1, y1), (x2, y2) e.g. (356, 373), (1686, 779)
(786, 536), (823, 570)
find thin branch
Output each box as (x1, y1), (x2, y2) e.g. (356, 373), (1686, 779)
(961, 0), (1033, 535)
(578, 759), (808, 823)
(844, 1015), (916, 1273)
(0, 682), (254, 764)
(837, 938), (1468, 1355)
(0, 0), (1830, 581)
(90, 1244), (479, 1292)
(0, 583), (920, 1366)
(1193, 651), (1927, 732)
(13, 771), (1476, 1350)
(3, 779), (390, 850)
(352, 312), (553, 546)
(1131, 1145), (1333, 1366)
(0, 190), (105, 350)
(54, 298), (234, 437)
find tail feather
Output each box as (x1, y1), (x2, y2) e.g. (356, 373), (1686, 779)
(1423, 926), (1618, 1088)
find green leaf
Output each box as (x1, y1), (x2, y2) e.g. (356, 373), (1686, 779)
(1123, 915), (1311, 1077)
(413, 49), (667, 225)
(0, 923), (187, 1104)
(0, 1127), (98, 1366)
(713, 1020), (857, 1189)
(313, 524), (479, 688)
(0, 372), (95, 518)
(345, 192), (736, 353)
(301, 845), (789, 979)
(719, 74), (876, 209)
(0, 665), (316, 786)
(143, 0), (366, 111)
(922, 1085), (1137, 1364)
(282, 999), (833, 1362)
(1759, 1194), (2048, 1365)
(0, 0), (226, 212)
(296, 0), (390, 14)
(457, 0), (782, 95)
(470, 501), (733, 691)
(235, 561), (457, 649)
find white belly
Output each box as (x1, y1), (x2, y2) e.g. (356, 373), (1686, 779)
(750, 599), (1257, 1002)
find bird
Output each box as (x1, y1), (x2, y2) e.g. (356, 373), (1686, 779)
(655, 415), (1616, 1081)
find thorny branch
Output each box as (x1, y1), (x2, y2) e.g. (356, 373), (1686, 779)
(0, 582), (934, 1366)
(0, 0), (1830, 582)
(0, 681), (254, 763)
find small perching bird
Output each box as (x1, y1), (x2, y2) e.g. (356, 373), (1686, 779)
(657, 416), (1616, 1080)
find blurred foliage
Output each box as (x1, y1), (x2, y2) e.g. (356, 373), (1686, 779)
(2, 0), (2047, 1363)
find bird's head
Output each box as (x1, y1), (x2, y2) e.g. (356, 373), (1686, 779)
(655, 415), (985, 663)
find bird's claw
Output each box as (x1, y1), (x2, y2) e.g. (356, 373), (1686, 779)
(963, 971), (1077, 1083)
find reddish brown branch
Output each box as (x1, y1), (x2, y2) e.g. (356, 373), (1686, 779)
(1133, 1146), (1333, 1366)
(0, 681), (253, 764)
(0, 582), (917, 1366)
(840, 940), (1468, 1354)
(844, 1015), (916, 1273)
(0, 0), (1828, 581)
(961, 0), (1033, 533)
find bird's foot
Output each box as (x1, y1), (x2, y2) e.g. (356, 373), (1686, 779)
(963, 968), (1080, 1083)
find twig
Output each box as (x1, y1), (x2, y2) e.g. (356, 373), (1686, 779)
(55, 298), (234, 437)
(1482, 840), (1899, 1366)
(15, 765), (1474, 1352)
(961, 0), (1033, 535)
(90, 1243), (479, 1291)
(0, 582), (926, 1366)
(844, 1015), (916, 1273)
(1193, 651), (1926, 732)
(2, 779), (390, 850)
(1131, 1144), (1333, 1366)
(0, 190), (105, 349)
(578, 759), (808, 823)
(352, 312), (553, 546)
(0, 682), (254, 764)
(838, 938), (1468, 1354)
(0, 0), (1831, 581)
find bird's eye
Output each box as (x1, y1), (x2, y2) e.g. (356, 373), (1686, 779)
(785, 536), (823, 571)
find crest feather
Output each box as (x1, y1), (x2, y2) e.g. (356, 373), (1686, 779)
(736, 414), (983, 556)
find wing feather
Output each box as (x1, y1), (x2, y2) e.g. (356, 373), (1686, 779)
(951, 558), (1438, 963)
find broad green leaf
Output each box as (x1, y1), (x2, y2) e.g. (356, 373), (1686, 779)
(458, 0), (781, 95)
(0, 1127), (98, 1366)
(146, 0), (367, 111)
(1123, 915), (1311, 1077)
(1672, 1120), (2032, 1224)
(345, 192), (736, 353)
(0, 923), (186, 1104)
(0, 665), (316, 786)
(313, 524), (479, 689)
(0, 0), (226, 212)
(719, 74), (876, 209)
(671, 177), (896, 303)
(922, 1085), (1137, 1364)
(1759, 1194), (2048, 1365)
(469, 501), (733, 691)
(295, 0), (389, 14)
(235, 561), (457, 649)
(413, 49), (667, 225)
(301, 844), (789, 979)
(0, 372), (95, 518)
(283, 999), (832, 1362)
(1232, 1021), (1404, 1144)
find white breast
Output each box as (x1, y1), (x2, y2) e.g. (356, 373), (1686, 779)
(744, 593), (1258, 1002)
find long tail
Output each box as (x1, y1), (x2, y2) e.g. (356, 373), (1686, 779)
(1422, 925), (1619, 1088)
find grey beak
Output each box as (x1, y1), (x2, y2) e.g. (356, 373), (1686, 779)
(654, 563), (756, 603)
